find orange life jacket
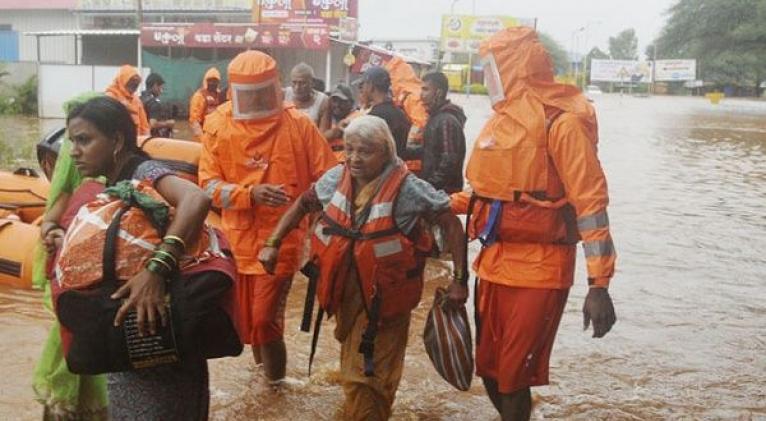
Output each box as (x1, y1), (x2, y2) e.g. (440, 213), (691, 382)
(311, 162), (431, 322)
(467, 109), (579, 245)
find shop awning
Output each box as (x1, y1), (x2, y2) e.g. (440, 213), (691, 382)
(24, 29), (139, 37)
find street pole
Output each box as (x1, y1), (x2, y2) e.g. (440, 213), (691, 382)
(651, 43), (657, 95)
(136, 0), (143, 70)
(325, 48), (332, 91)
(570, 27), (584, 87)
(465, 0), (476, 97)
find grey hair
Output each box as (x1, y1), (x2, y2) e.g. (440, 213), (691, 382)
(343, 115), (398, 163)
(291, 62), (315, 78)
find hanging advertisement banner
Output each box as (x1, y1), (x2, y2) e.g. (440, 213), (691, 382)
(349, 46), (393, 74)
(338, 16), (359, 41)
(78, 0), (251, 11)
(252, 0), (358, 32)
(654, 59), (696, 81)
(590, 59), (654, 83)
(141, 23), (329, 50)
(440, 15), (536, 53)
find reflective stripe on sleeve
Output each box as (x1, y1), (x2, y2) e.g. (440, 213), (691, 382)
(583, 238), (615, 258)
(577, 210), (610, 232)
(220, 183), (235, 209)
(203, 179), (221, 198)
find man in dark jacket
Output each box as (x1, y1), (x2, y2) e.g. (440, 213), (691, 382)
(354, 66), (412, 158)
(140, 73), (175, 138)
(418, 71), (467, 193)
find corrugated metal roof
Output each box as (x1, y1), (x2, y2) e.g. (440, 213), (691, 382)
(24, 29), (139, 37)
(0, 0), (76, 10)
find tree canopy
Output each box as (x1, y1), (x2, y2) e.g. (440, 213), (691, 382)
(655, 0), (766, 89)
(609, 28), (639, 60)
(587, 47), (610, 62)
(538, 32), (569, 76)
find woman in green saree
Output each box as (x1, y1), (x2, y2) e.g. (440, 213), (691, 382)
(32, 92), (108, 420)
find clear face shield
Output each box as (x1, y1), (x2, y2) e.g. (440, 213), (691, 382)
(231, 78), (282, 120)
(482, 54), (505, 106)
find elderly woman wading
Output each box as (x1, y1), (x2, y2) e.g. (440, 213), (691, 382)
(259, 115), (468, 420)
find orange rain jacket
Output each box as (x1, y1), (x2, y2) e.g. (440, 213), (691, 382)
(105, 65), (150, 136)
(189, 67), (222, 138)
(452, 27), (616, 289)
(199, 52), (337, 276)
(384, 57), (428, 172)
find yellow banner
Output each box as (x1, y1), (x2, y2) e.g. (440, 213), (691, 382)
(441, 15), (533, 53)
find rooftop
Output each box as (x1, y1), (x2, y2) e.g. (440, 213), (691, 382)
(0, 0), (76, 10)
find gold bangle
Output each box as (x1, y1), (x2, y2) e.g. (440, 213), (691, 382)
(153, 249), (178, 266)
(149, 257), (173, 272)
(162, 235), (186, 251)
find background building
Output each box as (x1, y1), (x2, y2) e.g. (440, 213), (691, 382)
(0, 0), (78, 64)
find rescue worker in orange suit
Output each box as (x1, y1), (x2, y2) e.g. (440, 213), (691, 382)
(384, 57), (429, 173)
(198, 51), (337, 385)
(451, 27), (617, 420)
(259, 115), (468, 420)
(105, 65), (150, 136)
(189, 67), (222, 141)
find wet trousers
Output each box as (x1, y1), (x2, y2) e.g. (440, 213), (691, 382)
(235, 273), (293, 346)
(334, 269), (410, 421)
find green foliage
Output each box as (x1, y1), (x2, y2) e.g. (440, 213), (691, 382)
(609, 28), (639, 60)
(538, 32), (569, 75)
(15, 75), (37, 115)
(655, 0), (766, 91)
(645, 44), (656, 60)
(0, 95), (21, 114)
(0, 75), (37, 115)
(587, 47), (610, 61)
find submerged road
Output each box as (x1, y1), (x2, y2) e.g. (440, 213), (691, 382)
(0, 93), (764, 419)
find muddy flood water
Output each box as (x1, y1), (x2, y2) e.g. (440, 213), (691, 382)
(1, 94), (765, 420)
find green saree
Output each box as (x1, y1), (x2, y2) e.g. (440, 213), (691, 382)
(31, 92), (108, 419)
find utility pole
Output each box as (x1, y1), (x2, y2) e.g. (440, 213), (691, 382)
(651, 43), (657, 95)
(136, 0), (143, 70)
(465, 0), (476, 97)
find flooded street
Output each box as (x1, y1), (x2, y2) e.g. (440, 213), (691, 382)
(1, 94), (765, 419)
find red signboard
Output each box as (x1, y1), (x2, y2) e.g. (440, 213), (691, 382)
(253, 0), (358, 29)
(141, 23), (329, 50)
